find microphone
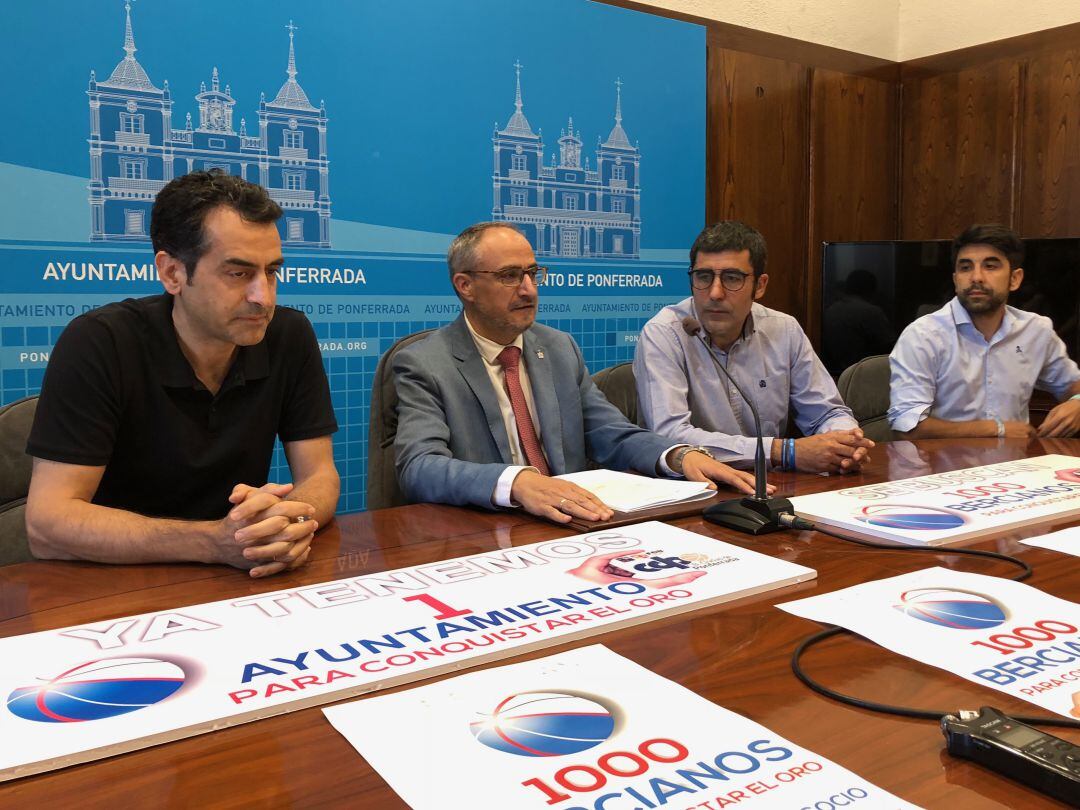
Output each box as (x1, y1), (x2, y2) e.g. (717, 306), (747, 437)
(681, 315), (796, 535)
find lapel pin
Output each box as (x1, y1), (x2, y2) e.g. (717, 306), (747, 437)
(536, 350), (545, 359)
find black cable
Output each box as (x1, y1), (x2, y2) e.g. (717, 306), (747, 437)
(792, 517), (1033, 582)
(787, 517), (1080, 729)
(791, 626), (1080, 730)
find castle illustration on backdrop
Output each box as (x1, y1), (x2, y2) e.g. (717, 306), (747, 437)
(85, 6), (642, 258)
(492, 62), (641, 259)
(87, 3), (330, 247)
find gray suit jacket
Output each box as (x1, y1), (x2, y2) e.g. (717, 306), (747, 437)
(393, 316), (672, 508)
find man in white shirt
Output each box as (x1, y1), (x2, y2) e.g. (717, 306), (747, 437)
(888, 223), (1080, 438)
(392, 222), (762, 523)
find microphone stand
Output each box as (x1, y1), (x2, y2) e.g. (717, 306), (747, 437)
(683, 317), (795, 535)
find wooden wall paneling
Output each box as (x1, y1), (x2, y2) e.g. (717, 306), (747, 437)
(1020, 47), (1080, 236)
(807, 68), (899, 345)
(899, 60), (1022, 239)
(708, 34), (810, 323)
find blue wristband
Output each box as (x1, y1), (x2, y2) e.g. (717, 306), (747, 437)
(788, 438), (797, 471)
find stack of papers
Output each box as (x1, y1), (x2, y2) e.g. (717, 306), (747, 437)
(556, 469), (715, 512)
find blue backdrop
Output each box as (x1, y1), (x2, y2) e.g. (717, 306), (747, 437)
(2, 0), (705, 512)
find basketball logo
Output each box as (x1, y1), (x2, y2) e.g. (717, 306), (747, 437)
(6, 657), (186, 723)
(894, 587), (1008, 630)
(857, 504), (967, 531)
(470, 691), (616, 757)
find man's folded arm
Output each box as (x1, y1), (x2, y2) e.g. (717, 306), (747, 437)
(25, 458), (226, 565)
(281, 435), (340, 527)
(888, 328), (941, 436)
(903, 416), (1007, 439)
(27, 458), (321, 577)
(392, 350), (506, 508)
(787, 325), (858, 435)
(1036, 331), (1080, 399)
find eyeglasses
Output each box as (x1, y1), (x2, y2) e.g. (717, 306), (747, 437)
(466, 265), (548, 287)
(688, 268), (754, 292)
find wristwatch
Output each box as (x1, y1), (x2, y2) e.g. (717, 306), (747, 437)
(670, 445), (715, 475)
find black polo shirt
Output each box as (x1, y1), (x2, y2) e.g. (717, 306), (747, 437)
(27, 294), (337, 520)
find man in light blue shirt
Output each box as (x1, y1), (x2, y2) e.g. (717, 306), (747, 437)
(634, 221), (872, 474)
(888, 223), (1080, 438)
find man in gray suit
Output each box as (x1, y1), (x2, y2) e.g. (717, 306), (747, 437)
(393, 222), (761, 524)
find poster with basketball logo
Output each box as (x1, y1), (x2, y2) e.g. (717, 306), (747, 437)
(323, 645), (919, 809)
(788, 455), (1080, 546)
(0, 522), (813, 781)
(778, 567), (1080, 719)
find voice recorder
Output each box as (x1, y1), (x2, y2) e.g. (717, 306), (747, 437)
(941, 706), (1080, 803)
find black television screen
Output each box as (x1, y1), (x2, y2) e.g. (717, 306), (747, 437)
(820, 238), (1080, 376)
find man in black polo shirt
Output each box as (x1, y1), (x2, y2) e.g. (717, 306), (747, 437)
(25, 171), (339, 577)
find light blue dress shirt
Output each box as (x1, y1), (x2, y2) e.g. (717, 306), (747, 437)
(888, 297), (1080, 432)
(633, 298), (857, 468)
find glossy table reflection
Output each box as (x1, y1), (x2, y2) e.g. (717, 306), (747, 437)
(1, 439), (1079, 808)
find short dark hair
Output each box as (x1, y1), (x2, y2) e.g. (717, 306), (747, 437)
(690, 221), (767, 276)
(952, 223), (1024, 270)
(447, 221), (522, 282)
(150, 170), (282, 280)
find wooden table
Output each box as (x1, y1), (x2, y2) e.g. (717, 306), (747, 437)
(2, 438), (1079, 808)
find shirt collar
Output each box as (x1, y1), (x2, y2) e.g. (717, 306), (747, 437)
(948, 296), (1015, 343)
(146, 294), (270, 390)
(463, 312), (525, 366)
(741, 306), (758, 341)
(948, 296), (973, 328)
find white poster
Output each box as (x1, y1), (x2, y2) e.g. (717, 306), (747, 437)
(1021, 527), (1080, 557)
(324, 645), (919, 809)
(0, 521), (813, 781)
(779, 567), (1080, 719)
(789, 455), (1080, 545)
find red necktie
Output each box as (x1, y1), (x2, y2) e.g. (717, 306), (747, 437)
(496, 346), (550, 475)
